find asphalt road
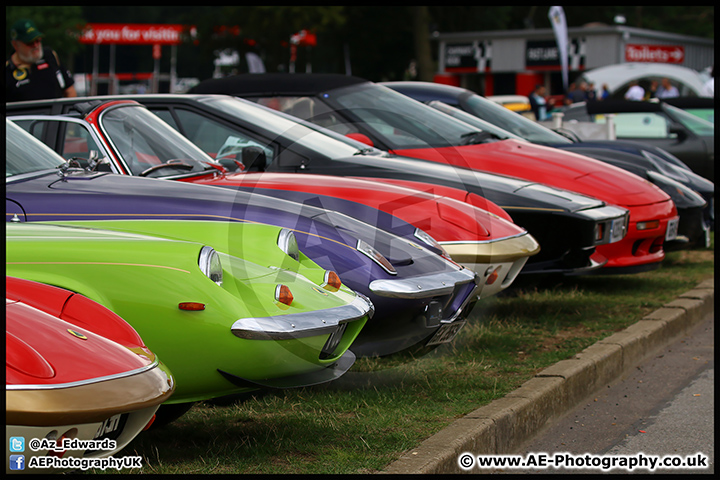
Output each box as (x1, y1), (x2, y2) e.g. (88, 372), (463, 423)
(509, 309), (714, 474)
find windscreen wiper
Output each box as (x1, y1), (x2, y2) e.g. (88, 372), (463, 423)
(460, 130), (502, 145)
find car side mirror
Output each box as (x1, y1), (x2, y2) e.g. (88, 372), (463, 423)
(242, 146), (266, 172)
(94, 159), (113, 172)
(87, 150), (112, 172)
(668, 124), (687, 141)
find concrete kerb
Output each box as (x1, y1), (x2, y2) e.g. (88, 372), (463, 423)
(382, 278), (714, 474)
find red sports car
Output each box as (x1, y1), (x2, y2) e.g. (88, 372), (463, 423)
(188, 73), (680, 274)
(6, 277), (174, 473)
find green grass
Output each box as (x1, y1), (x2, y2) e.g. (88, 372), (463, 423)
(92, 237), (713, 474)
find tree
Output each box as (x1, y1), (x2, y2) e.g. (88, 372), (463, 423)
(412, 6), (434, 81)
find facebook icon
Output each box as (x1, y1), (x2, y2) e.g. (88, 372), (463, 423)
(9, 454), (25, 471)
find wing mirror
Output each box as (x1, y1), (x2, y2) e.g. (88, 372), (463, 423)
(242, 146), (267, 172)
(86, 150), (112, 172)
(668, 123), (687, 141)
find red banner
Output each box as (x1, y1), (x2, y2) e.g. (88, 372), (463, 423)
(78, 23), (186, 45)
(625, 44), (685, 64)
(290, 30), (317, 47)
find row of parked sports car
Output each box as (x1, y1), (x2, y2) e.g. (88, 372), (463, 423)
(6, 74), (713, 473)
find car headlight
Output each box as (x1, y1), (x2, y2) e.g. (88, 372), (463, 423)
(356, 239), (397, 275)
(198, 246), (223, 286)
(642, 150), (690, 183)
(413, 228), (448, 256)
(646, 171), (706, 208)
(277, 229), (300, 261)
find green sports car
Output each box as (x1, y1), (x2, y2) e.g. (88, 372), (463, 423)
(6, 220), (372, 407)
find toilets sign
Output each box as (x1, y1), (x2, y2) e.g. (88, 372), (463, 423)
(79, 23), (186, 45)
(625, 44), (685, 64)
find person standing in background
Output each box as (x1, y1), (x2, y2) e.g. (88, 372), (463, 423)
(644, 80), (658, 100)
(701, 67), (714, 97)
(599, 83), (611, 100)
(6, 19), (77, 102)
(529, 84), (549, 121)
(585, 82), (597, 101)
(655, 77), (679, 99)
(624, 80), (645, 101)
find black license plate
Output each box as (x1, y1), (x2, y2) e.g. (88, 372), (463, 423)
(426, 321), (466, 346)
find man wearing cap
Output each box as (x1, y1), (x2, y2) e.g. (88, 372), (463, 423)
(6, 19), (77, 102)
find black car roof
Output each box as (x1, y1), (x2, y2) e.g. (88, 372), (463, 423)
(660, 96), (714, 109)
(585, 99), (663, 115)
(381, 81), (470, 104)
(382, 81), (468, 95)
(189, 73), (369, 96)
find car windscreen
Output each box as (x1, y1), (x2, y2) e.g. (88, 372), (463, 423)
(98, 105), (217, 177)
(201, 96), (361, 159)
(319, 83), (491, 149)
(462, 94), (573, 145)
(6, 119), (66, 177)
(664, 103), (715, 136)
(428, 101), (526, 141)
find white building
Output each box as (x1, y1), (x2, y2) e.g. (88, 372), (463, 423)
(433, 24), (714, 98)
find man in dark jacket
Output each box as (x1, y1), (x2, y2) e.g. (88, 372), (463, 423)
(6, 19), (77, 102)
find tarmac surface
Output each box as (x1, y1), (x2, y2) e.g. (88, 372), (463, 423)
(382, 278), (714, 474)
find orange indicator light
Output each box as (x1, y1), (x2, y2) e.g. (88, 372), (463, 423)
(637, 220), (660, 231)
(485, 267), (501, 285)
(275, 284), (294, 306)
(324, 271), (342, 290)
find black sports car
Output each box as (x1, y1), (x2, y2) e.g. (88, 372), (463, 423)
(558, 100), (714, 182)
(382, 81), (713, 248)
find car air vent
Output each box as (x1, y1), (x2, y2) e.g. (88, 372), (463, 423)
(384, 253), (413, 266)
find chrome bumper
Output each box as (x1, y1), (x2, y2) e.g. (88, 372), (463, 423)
(439, 232), (541, 265)
(231, 294), (374, 340)
(368, 268), (478, 299)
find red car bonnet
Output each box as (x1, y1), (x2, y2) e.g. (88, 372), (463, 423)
(6, 278), (152, 386)
(190, 172), (527, 243)
(6, 277), (146, 350)
(394, 139), (672, 208)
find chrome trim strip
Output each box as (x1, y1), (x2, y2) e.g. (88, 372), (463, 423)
(231, 293), (374, 340)
(6, 359), (159, 391)
(369, 268), (477, 299)
(438, 231), (530, 245)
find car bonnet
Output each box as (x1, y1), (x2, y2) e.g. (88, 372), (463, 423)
(394, 139), (671, 208)
(6, 298), (156, 387)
